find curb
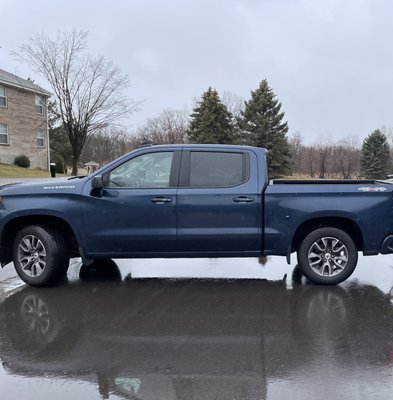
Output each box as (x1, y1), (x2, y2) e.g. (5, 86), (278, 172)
(0, 264), (17, 281)
(0, 265), (23, 304)
(0, 277), (24, 304)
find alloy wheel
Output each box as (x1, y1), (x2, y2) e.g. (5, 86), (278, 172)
(17, 235), (47, 277)
(307, 236), (348, 277)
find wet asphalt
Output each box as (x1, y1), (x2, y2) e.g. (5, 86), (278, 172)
(0, 255), (393, 400)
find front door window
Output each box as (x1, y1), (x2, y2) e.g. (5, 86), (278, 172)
(107, 152), (173, 188)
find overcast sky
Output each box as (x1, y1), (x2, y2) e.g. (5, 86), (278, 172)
(1, 0), (393, 143)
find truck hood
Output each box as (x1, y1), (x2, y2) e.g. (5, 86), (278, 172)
(0, 177), (87, 196)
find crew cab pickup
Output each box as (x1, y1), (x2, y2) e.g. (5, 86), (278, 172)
(1, 144), (392, 287)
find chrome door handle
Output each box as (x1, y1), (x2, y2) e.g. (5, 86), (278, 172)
(151, 197), (172, 204)
(233, 196), (254, 203)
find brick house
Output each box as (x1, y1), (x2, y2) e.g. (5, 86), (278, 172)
(0, 68), (51, 170)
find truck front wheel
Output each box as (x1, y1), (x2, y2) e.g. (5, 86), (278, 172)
(12, 225), (69, 287)
(297, 227), (358, 285)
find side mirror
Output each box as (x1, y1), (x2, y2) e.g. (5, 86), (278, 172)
(91, 175), (104, 197)
(92, 175), (104, 190)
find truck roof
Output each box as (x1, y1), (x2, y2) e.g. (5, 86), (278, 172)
(136, 143), (267, 152)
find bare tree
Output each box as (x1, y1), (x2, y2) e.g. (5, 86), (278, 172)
(288, 134), (361, 179)
(333, 136), (360, 179)
(380, 126), (393, 169)
(305, 146), (317, 178)
(314, 138), (333, 178)
(289, 131), (304, 175)
(17, 30), (137, 174)
(135, 108), (189, 145)
(81, 128), (134, 165)
(221, 91), (245, 119)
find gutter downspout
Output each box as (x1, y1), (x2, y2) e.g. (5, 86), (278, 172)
(45, 97), (50, 171)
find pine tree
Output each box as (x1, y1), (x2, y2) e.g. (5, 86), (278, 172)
(238, 79), (292, 177)
(360, 129), (391, 179)
(188, 87), (235, 144)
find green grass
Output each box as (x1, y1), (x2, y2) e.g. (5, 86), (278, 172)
(0, 163), (65, 178)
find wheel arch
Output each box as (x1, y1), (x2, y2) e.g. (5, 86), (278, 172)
(291, 217), (364, 253)
(1, 215), (80, 265)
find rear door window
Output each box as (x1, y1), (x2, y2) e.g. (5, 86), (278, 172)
(189, 151), (247, 187)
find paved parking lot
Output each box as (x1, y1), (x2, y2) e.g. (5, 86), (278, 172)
(0, 255), (393, 399)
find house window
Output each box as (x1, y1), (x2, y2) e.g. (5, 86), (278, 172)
(35, 95), (44, 114)
(0, 123), (8, 144)
(0, 86), (6, 107)
(37, 129), (45, 147)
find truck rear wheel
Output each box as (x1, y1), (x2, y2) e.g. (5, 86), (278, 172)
(297, 227), (358, 285)
(12, 225), (69, 287)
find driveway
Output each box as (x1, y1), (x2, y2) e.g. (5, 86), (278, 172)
(0, 255), (393, 399)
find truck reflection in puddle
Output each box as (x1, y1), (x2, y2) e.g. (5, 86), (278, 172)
(1, 262), (393, 400)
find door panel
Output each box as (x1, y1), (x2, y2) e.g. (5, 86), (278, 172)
(83, 188), (177, 254)
(82, 151), (178, 255)
(176, 150), (261, 254)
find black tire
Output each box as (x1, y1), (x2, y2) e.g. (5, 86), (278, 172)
(12, 225), (69, 287)
(297, 227), (358, 285)
(79, 258), (121, 281)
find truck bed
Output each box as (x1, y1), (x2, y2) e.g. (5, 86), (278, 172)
(272, 179), (389, 185)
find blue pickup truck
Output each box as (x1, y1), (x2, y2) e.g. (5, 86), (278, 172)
(0, 144), (392, 287)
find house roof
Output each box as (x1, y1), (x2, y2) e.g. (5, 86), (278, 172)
(84, 161), (100, 166)
(0, 68), (51, 97)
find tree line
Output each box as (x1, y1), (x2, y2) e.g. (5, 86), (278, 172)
(82, 80), (293, 178)
(54, 81), (393, 180)
(79, 82), (392, 180)
(290, 129), (392, 179)
(17, 29), (392, 179)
